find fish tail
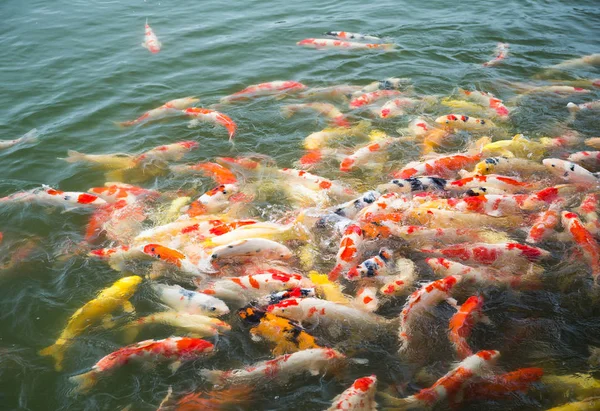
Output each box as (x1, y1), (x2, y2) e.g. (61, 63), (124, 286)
(198, 369), (224, 385)
(566, 102), (580, 113)
(378, 391), (418, 410)
(20, 128), (38, 144)
(381, 43), (396, 51)
(38, 341), (66, 371)
(69, 370), (99, 394)
(280, 105), (298, 118)
(114, 120), (133, 128)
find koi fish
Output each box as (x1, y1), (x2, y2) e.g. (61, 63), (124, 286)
(88, 183), (159, 204)
(379, 258), (417, 296)
(151, 283), (230, 317)
(118, 97), (198, 127)
(0, 128), (37, 150)
(142, 19), (161, 54)
(70, 338), (214, 393)
(566, 151), (600, 172)
(297, 38), (394, 51)
(281, 102), (349, 127)
(175, 386), (253, 411)
(332, 191), (381, 219)
(446, 174), (532, 193)
(329, 224), (364, 281)
(209, 238), (293, 268)
(394, 153), (482, 179)
(183, 107), (237, 141)
(221, 81), (306, 103)
(200, 348), (346, 386)
(186, 183), (239, 217)
(482, 42), (509, 67)
(39, 276), (142, 371)
(383, 350), (501, 409)
(543, 158), (599, 185)
(256, 287), (316, 306)
(198, 271), (308, 304)
(170, 161), (238, 184)
(379, 177), (448, 194)
(464, 367), (543, 401)
(421, 242), (550, 267)
(575, 194), (600, 235)
(548, 53), (600, 70)
(346, 248), (393, 280)
(325, 31), (382, 42)
(0, 186), (107, 210)
(141, 244), (202, 276)
(586, 138), (600, 150)
(359, 77), (410, 94)
(561, 211), (600, 281)
(298, 84), (363, 101)
(349, 90), (402, 108)
(407, 207), (525, 230)
(303, 121), (370, 150)
(526, 202), (562, 243)
(339, 138), (397, 172)
(239, 307), (321, 355)
(280, 168), (355, 199)
(121, 312), (230, 343)
(353, 286), (379, 312)
(473, 157), (547, 176)
(326, 375), (377, 411)
(458, 89), (509, 117)
(398, 276), (460, 352)
(435, 114), (495, 131)
(513, 84), (591, 95)
(380, 98), (418, 118)
(134, 141), (199, 164)
(567, 100), (600, 113)
(449, 295), (489, 359)
(61, 150), (135, 170)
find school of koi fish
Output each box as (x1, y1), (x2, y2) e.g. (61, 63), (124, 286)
(3, 24), (600, 411)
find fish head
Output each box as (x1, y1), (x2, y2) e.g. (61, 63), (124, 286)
(201, 295), (230, 316)
(267, 298), (303, 320)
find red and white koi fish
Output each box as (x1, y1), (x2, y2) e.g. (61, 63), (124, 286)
(221, 81), (306, 103)
(575, 194), (600, 235)
(394, 153), (482, 179)
(446, 174), (532, 193)
(464, 367), (543, 401)
(365, 223), (481, 248)
(281, 102), (349, 127)
(134, 217), (246, 244)
(326, 375), (377, 411)
(353, 286), (379, 312)
(449, 295), (489, 359)
(567, 151), (600, 172)
(543, 158), (599, 186)
(198, 271), (308, 304)
(142, 19), (161, 54)
(200, 348), (346, 386)
(325, 31), (382, 42)
(0, 186), (106, 209)
(398, 276), (461, 352)
(183, 107), (237, 141)
(332, 191), (381, 219)
(406, 117), (432, 137)
(421, 242), (550, 267)
(267, 297), (383, 331)
(349, 90), (402, 108)
(380, 98), (418, 118)
(339, 138), (397, 172)
(435, 114), (495, 131)
(383, 350), (500, 409)
(186, 184), (240, 217)
(0, 128), (37, 150)
(134, 141), (198, 164)
(567, 100), (600, 113)
(379, 258), (417, 296)
(88, 183), (158, 204)
(483, 42), (509, 67)
(407, 206), (525, 230)
(151, 283), (230, 316)
(357, 193), (414, 221)
(280, 168), (355, 199)
(444, 194), (525, 217)
(426, 258), (542, 289)
(458, 90), (509, 117)
(346, 248), (393, 280)
(561, 211), (600, 280)
(118, 97), (198, 127)
(526, 202), (562, 243)
(297, 38), (394, 51)
(329, 224), (364, 281)
(209, 238), (292, 268)
(70, 338), (214, 393)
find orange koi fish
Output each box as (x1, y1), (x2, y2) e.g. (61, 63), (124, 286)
(561, 211), (600, 281)
(449, 295), (489, 359)
(170, 162), (238, 184)
(183, 107), (237, 141)
(329, 224), (364, 281)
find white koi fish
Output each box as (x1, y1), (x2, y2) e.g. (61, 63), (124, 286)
(151, 283), (230, 317)
(0, 128), (37, 150)
(326, 375), (378, 411)
(142, 19), (161, 54)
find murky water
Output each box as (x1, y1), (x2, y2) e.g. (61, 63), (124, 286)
(1, 0), (599, 410)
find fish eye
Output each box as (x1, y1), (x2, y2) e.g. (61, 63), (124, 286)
(210, 307), (217, 311)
